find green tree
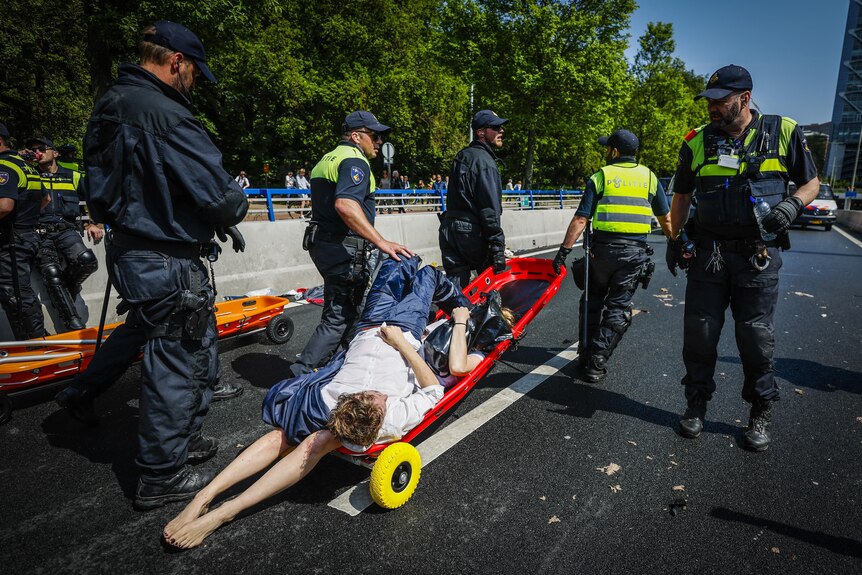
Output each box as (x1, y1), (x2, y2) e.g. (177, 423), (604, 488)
(624, 22), (704, 175)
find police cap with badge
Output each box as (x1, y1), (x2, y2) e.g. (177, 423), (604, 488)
(144, 20), (217, 83)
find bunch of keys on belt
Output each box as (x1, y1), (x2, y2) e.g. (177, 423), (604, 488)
(750, 245), (771, 271)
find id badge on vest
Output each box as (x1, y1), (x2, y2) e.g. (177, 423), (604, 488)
(717, 154), (740, 170)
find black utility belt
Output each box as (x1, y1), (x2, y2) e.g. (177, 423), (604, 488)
(34, 221), (76, 234)
(592, 237), (648, 248)
(696, 238), (778, 253)
(111, 231), (202, 259)
(444, 209), (480, 224)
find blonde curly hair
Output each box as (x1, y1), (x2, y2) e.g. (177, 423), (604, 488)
(327, 391), (385, 448)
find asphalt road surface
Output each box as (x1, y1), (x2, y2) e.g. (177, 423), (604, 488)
(2, 225), (861, 574)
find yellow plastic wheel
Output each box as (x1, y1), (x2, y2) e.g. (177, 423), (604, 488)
(369, 442), (422, 509)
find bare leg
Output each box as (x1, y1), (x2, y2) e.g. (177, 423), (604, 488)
(167, 430), (341, 549)
(164, 429), (292, 539)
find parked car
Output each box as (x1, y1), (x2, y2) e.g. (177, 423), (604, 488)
(794, 183), (837, 231)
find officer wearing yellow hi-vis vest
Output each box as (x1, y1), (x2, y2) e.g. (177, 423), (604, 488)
(668, 65), (819, 452)
(553, 129), (673, 383)
(0, 123), (50, 339)
(27, 137), (103, 331)
(291, 110), (414, 376)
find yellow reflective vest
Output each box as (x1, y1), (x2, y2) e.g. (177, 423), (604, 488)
(591, 162), (656, 235)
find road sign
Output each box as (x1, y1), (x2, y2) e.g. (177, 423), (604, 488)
(381, 142), (395, 163)
(846, 190), (857, 198)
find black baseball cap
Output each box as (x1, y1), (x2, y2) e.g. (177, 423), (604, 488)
(695, 64), (753, 100)
(144, 20), (217, 83)
(471, 110), (508, 131)
(0, 123), (9, 139)
(598, 129), (639, 155)
(342, 110), (391, 134)
(26, 137), (56, 150)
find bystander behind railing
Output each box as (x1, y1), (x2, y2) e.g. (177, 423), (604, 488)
(243, 188), (583, 222)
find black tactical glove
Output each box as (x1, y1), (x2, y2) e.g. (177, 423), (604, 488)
(761, 196), (804, 235)
(552, 245), (572, 275)
(666, 238), (682, 277)
(216, 226), (246, 253)
(491, 251), (507, 274)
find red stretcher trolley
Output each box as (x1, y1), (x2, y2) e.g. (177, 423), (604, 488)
(335, 257), (565, 509)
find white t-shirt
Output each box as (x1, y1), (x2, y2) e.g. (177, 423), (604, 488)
(321, 325), (443, 449)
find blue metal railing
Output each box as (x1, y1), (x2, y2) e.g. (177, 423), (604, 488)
(244, 188), (583, 222)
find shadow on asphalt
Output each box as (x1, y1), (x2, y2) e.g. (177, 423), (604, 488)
(231, 352), (294, 389)
(710, 507), (862, 558)
(538, 379), (741, 437)
(41, 398), (140, 499)
(719, 355), (860, 395)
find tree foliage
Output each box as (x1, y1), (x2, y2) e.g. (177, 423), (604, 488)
(2, 1), (705, 185)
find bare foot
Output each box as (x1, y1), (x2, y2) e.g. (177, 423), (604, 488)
(164, 497), (209, 541)
(166, 510), (230, 549)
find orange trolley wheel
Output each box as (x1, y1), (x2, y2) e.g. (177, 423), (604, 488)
(265, 314), (294, 344)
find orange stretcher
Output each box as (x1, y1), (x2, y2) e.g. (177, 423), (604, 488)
(0, 295), (294, 424)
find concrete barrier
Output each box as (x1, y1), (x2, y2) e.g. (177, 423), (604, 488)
(837, 209), (862, 232)
(0, 209), (575, 339)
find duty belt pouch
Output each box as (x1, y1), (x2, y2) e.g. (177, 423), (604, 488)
(348, 239), (372, 306)
(638, 261), (656, 290)
(570, 256), (586, 290)
(302, 223), (318, 251)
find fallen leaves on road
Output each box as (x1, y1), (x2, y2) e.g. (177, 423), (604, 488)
(610, 485), (622, 493)
(792, 291), (813, 298)
(856, 417), (862, 424)
(794, 388), (804, 395)
(673, 485), (685, 491)
(771, 547), (780, 554)
(660, 288), (669, 293)
(539, 495), (546, 501)
(548, 516), (561, 524)
(597, 463), (622, 476)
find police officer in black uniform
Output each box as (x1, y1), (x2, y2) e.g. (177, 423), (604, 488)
(0, 122), (48, 340)
(439, 109), (508, 288)
(26, 136), (101, 331)
(78, 21), (248, 509)
(667, 65), (820, 451)
(291, 111), (413, 377)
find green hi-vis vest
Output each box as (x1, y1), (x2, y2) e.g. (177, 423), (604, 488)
(592, 162), (656, 234)
(684, 115), (792, 237)
(311, 144), (376, 192)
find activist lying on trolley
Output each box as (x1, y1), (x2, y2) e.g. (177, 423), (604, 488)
(163, 256), (513, 549)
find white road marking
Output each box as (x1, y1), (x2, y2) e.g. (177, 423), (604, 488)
(327, 342), (581, 516)
(834, 225), (862, 249)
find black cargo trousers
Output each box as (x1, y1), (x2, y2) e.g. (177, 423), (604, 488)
(578, 241), (650, 360)
(682, 243), (782, 404)
(290, 234), (376, 376)
(106, 238), (218, 479)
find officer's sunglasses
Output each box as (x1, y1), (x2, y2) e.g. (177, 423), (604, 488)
(29, 145), (50, 152)
(355, 130), (383, 142)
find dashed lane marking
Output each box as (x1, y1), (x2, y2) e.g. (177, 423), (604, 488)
(327, 341), (581, 516)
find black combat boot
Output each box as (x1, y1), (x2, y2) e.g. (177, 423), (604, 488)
(134, 466), (215, 511)
(187, 434), (219, 464)
(582, 355), (608, 383)
(678, 396), (707, 439)
(743, 399), (773, 452)
(55, 386), (99, 426)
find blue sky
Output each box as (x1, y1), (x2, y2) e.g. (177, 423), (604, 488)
(625, 0), (847, 125)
